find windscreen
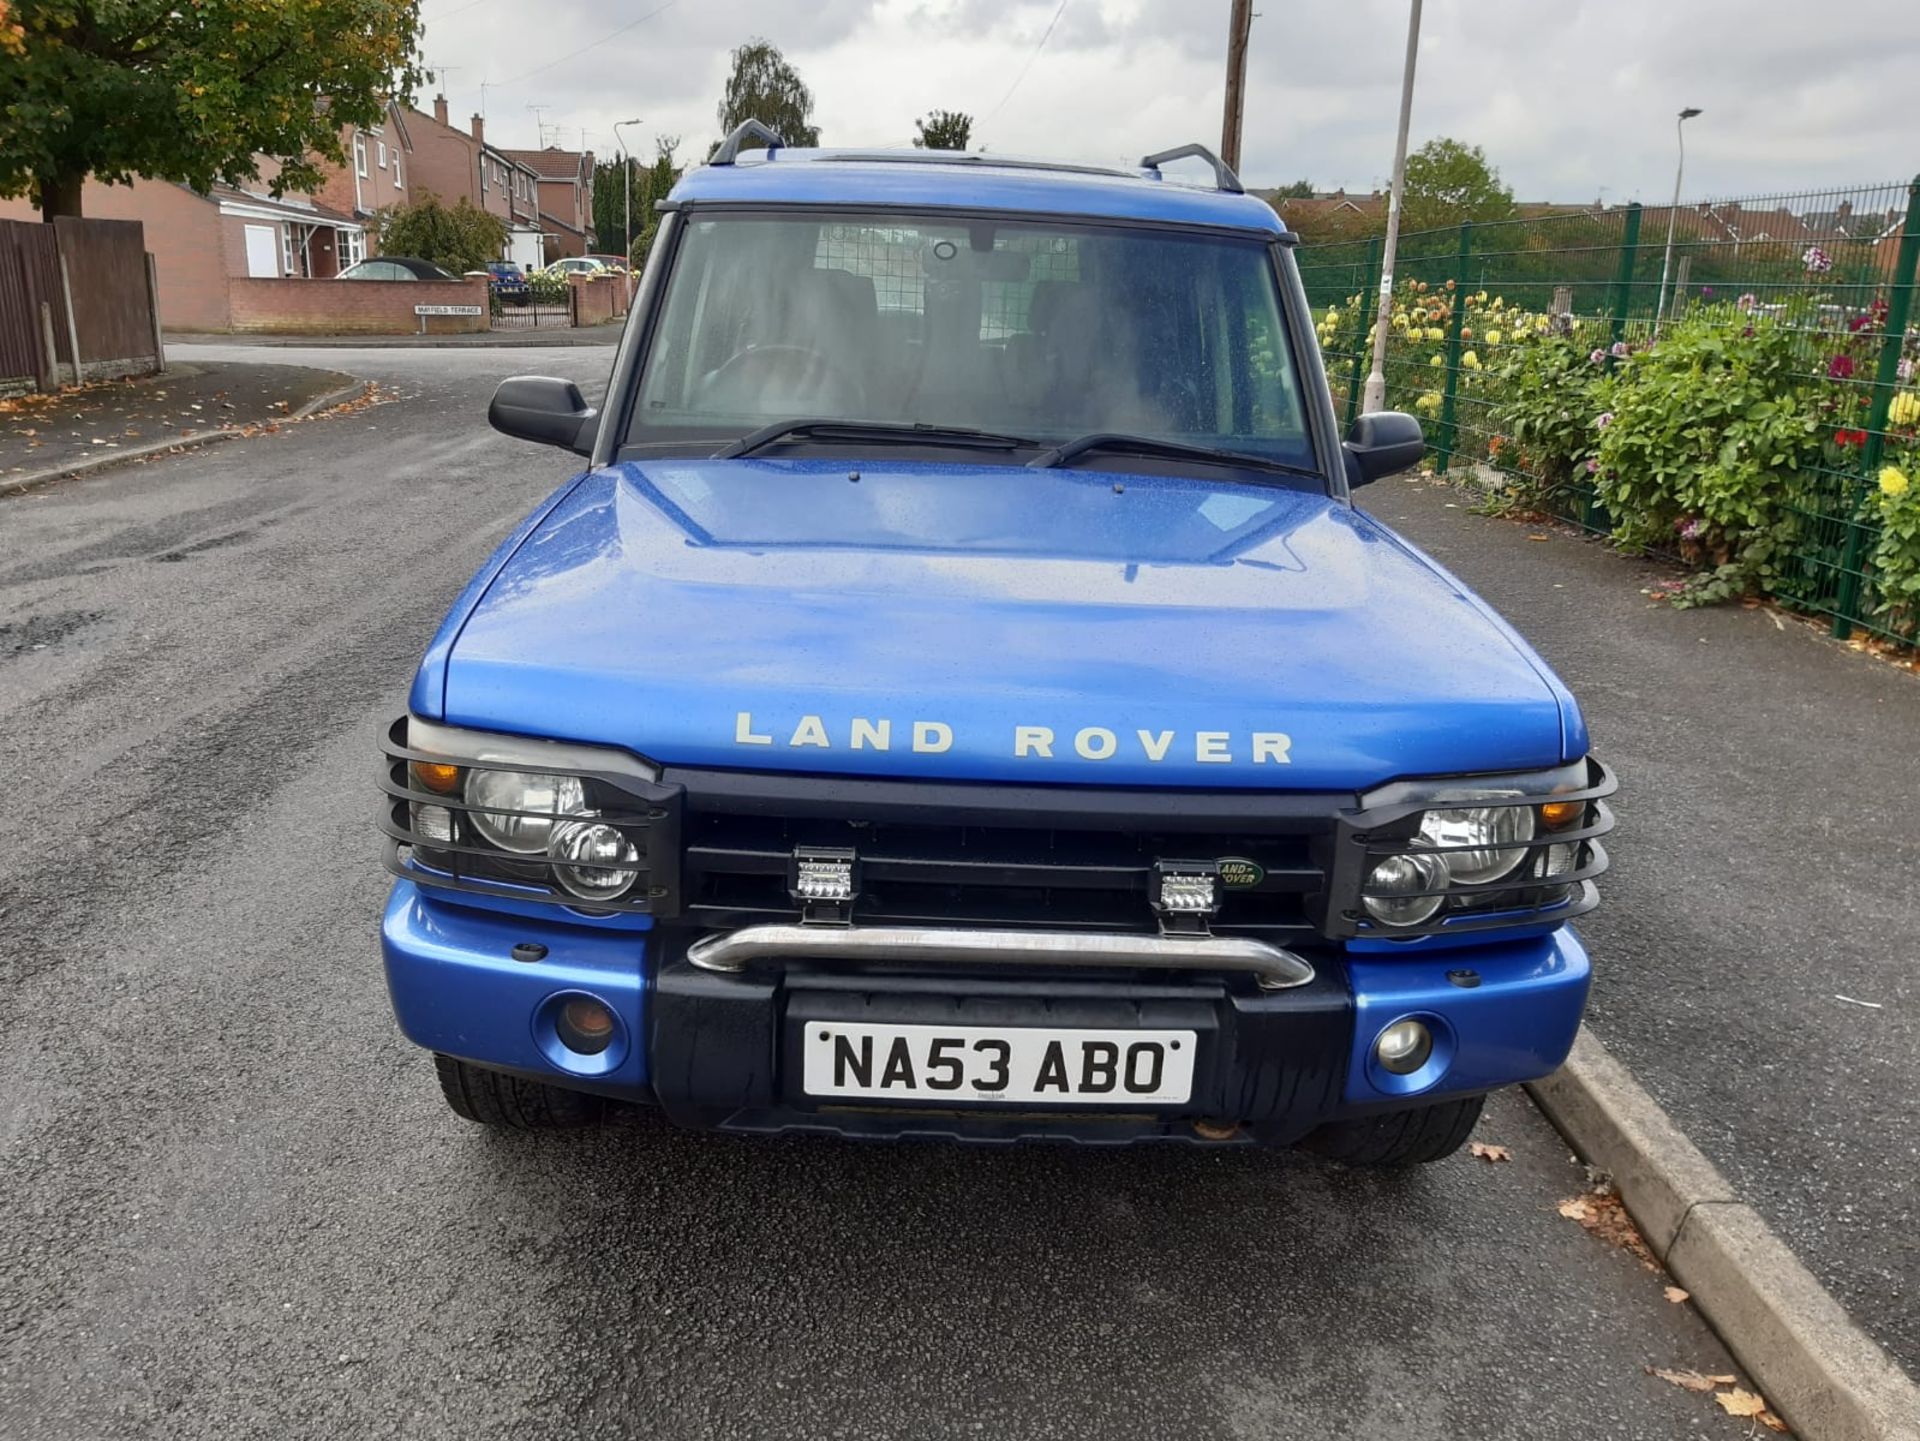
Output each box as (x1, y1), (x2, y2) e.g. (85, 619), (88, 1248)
(630, 213), (1313, 463)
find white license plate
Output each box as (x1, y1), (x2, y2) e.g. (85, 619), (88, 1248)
(801, 1022), (1196, 1106)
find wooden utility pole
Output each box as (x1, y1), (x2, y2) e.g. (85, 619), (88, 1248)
(1221, 0), (1254, 172)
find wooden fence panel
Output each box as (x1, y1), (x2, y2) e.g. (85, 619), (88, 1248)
(52, 216), (157, 366)
(0, 220), (66, 388)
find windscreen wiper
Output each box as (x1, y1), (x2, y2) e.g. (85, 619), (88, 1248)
(1027, 431), (1322, 482)
(715, 419), (1038, 460)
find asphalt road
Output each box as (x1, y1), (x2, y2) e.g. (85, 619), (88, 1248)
(3, 345), (1754, 1439)
(1370, 473), (1920, 1379)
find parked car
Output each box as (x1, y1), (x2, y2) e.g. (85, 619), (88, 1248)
(485, 260), (529, 303)
(379, 125), (1616, 1163)
(338, 256), (458, 281)
(585, 254), (631, 273)
(544, 256), (610, 277)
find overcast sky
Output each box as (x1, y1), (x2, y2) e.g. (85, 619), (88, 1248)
(418, 0), (1918, 203)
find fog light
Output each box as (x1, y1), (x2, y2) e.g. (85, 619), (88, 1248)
(556, 997), (616, 1055)
(1362, 852), (1448, 926)
(1375, 1018), (1433, 1075)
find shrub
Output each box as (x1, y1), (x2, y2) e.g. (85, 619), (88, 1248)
(1481, 329), (1607, 506)
(1869, 457), (1920, 636)
(1591, 307), (1823, 606)
(374, 192), (508, 276)
(528, 267), (569, 305)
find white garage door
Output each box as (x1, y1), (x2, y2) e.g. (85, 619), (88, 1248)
(243, 224), (281, 278)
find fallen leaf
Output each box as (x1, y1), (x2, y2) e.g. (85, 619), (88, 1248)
(1647, 1366), (1737, 1393)
(1558, 1189), (1658, 1267)
(1468, 1142), (1511, 1162)
(1716, 1388), (1768, 1418)
(1526, 533), (1550, 541)
(1758, 1408), (1789, 1433)
(1664, 1285), (1689, 1304)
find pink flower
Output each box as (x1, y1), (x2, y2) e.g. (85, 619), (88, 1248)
(1803, 245), (1833, 273)
(1586, 458), (1599, 473)
(1899, 357), (1915, 382)
(1610, 341), (1629, 358)
(1679, 517), (1705, 540)
(1589, 347), (1607, 364)
(1596, 411), (1615, 429)
(1736, 293), (1759, 312)
(1849, 313), (1873, 333)
(1829, 354), (1856, 379)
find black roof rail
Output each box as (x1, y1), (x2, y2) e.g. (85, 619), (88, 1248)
(1140, 143), (1243, 195)
(712, 119), (787, 167)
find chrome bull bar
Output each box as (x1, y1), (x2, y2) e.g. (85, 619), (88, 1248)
(684, 923), (1316, 991)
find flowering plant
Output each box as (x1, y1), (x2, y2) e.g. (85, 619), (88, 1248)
(1869, 462), (1920, 635)
(1802, 245), (1833, 273)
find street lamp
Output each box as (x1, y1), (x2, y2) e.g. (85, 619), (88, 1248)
(1655, 107), (1703, 328)
(613, 117), (643, 258)
(1363, 0), (1423, 415)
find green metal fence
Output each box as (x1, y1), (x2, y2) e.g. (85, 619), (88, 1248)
(1294, 178), (1920, 644)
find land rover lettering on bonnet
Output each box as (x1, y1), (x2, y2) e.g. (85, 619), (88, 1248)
(379, 124), (1615, 1164)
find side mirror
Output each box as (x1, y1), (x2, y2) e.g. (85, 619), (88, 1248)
(489, 376), (597, 455)
(1343, 411), (1426, 487)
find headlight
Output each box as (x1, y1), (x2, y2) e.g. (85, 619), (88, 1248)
(382, 716), (664, 914)
(1363, 852), (1448, 926)
(549, 819), (644, 900)
(1418, 803), (1536, 884)
(1347, 758), (1617, 934)
(464, 768), (587, 853)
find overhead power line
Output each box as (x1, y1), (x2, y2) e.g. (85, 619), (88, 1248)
(494, 0), (681, 91)
(983, 0), (1070, 125)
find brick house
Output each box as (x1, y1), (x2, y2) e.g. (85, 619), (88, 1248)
(0, 177), (366, 330)
(307, 100), (415, 261)
(499, 147), (597, 262)
(404, 98), (546, 271)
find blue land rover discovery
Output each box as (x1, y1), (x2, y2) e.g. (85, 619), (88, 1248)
(380, 123), (1615, 1164)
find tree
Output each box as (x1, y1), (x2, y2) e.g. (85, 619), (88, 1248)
(715, 38), (818, 148)
(625, 136), (681, 271)
(0, 0), (423, 220)
(1271, 179), (1315, 199)
(912, 110), (972, 151)
(1399, 138), (1514, 234)
(375, 193), (507, 275)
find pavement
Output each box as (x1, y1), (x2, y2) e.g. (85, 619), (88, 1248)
(0, 344), (1768, 1440)
(0, 362), (357, 485)
(166, 325), (624, 349)
(1367, 471), (1920, 1382)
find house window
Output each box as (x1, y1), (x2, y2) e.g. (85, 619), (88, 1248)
(393, 156), (403, 189)
(377, 141), (387, 170)
(340, 228), (366, 267)
(480, 160), (489, 193)
(282, 229), (295, 277)
(354, 137), (368, 178)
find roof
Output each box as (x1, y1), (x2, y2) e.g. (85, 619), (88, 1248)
(208, 184), (358, 227)
(499, 147), (592, 182)
(668, 149), (1287, 235)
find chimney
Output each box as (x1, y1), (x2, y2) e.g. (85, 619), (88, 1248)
(434, 95), (449, 128)
(471, 114), (485, 146)
(1838, 199), (1853, 220)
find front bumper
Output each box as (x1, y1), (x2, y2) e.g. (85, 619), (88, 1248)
(381, 881), (1590, 1144)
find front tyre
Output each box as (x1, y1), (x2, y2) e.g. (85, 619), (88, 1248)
(433, 1054), (608, 1130)
(1297, 1094), (1485, 1167)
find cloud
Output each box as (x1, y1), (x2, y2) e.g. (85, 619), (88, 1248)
(420, 0), (1918, 199)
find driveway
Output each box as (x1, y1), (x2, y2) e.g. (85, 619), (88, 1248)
(0, 346), (1763, 1438)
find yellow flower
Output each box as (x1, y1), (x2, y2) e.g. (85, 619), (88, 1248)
(1889, 392), (1920, 429)
(1325, 307), (1340, 324)
(1881, 466), (1911, 497)
(1429, 354), (1444, 368)
(1486, 329), (1502, 346)
(1425, 327), (1444, 342)
(1415, 390), (1442, 412)
(1461, 351), (1481, 370)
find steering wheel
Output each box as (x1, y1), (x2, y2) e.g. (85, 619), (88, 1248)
(697, 344), (866, 413)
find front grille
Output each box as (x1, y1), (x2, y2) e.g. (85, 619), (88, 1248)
(665, 771), (1341, 939)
